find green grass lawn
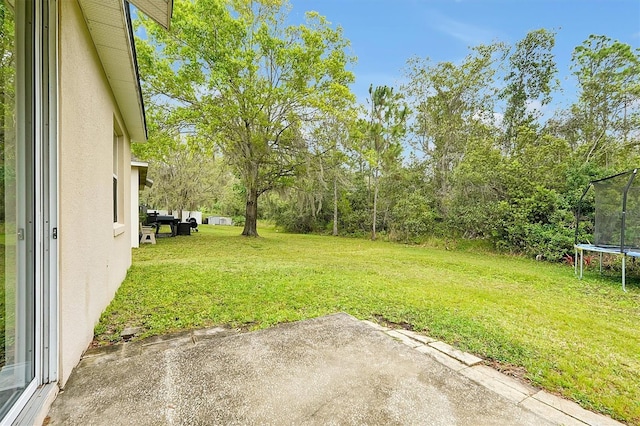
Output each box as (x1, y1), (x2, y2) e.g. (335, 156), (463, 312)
(96, 224), (640, 424)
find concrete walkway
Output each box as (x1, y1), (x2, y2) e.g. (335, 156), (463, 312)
(46, 313), (622, 425)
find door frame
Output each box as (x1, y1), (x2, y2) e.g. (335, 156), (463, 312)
(1, 0), (58, 423)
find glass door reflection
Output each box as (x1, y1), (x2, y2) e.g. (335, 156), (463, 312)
(0, 0), (36, 420)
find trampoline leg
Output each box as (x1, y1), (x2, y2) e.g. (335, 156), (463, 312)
(574, 248), (578, 275)
(580, 249), (583, 279)
(599, 252), (603, 275)
(622, 256), (626, 292)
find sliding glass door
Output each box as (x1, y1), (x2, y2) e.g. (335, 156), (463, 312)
(0, 0), (37, 420)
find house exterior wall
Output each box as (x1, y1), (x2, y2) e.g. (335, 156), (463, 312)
(57, 0), (133, 386)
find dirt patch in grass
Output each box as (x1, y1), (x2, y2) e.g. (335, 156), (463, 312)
(372, 314), (414, 330)
(485, 359), (529, 381)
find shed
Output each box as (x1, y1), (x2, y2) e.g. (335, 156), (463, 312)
(207, 216), (233, 226)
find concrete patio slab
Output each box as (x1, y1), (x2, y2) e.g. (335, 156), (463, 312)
(46, 313), (594, 425)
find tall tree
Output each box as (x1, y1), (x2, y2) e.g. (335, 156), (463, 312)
(500, 29), (558, 154)
(404, 44), (503, 207)
(363, 85), (408, 241)
(310, 113), (355, 236)
(135, 0), (355, 236)
(570, 35), (640, 165)
(265, 111), (356, 235)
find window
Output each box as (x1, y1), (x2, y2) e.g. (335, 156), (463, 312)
(112, 124), (124, 226)
(113, 132), (118, 222)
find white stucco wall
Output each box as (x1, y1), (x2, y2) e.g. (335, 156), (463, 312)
(58, 0), (133, 386)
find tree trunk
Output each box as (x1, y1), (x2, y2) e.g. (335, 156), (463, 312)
(372, 172), (378, 241)
(333, 175), (338, 236)
(242, 187), (259, 237)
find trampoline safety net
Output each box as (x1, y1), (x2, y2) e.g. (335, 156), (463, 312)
(593, 170), (640, 249)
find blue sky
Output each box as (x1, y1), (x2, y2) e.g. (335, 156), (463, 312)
(289, 0), (640, 109)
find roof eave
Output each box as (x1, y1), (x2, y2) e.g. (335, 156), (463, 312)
(77, 0), (173, 143)
(129, 0), (173, 30)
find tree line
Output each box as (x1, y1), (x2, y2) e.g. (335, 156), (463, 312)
(134, 0), (640, 261)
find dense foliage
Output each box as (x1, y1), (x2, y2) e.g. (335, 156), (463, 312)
(135, 1), (640, 258)
(264, 32), (639, 261)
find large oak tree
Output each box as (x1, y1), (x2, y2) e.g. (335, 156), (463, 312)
(135, 0), (354, 236)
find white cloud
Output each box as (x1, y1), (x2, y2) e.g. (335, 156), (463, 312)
(492, 112), (504, 127)
(427, 10), (497, 46)
(472, 110), (503, 127)
(525, 99), (543, 116)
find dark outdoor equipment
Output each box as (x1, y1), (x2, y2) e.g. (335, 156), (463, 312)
(177, 222), (191, 236)
(188, 217), (199, 232)
(146, 212), (180, 237)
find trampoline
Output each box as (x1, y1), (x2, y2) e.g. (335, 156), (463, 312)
(574, 168), (640, 291)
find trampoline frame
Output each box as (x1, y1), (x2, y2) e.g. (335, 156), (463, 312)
(574, 244), (640, 292)
(574, 168), (639, 292)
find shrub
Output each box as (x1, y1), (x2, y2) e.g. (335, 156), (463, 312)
(389, 191), (438, 242)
